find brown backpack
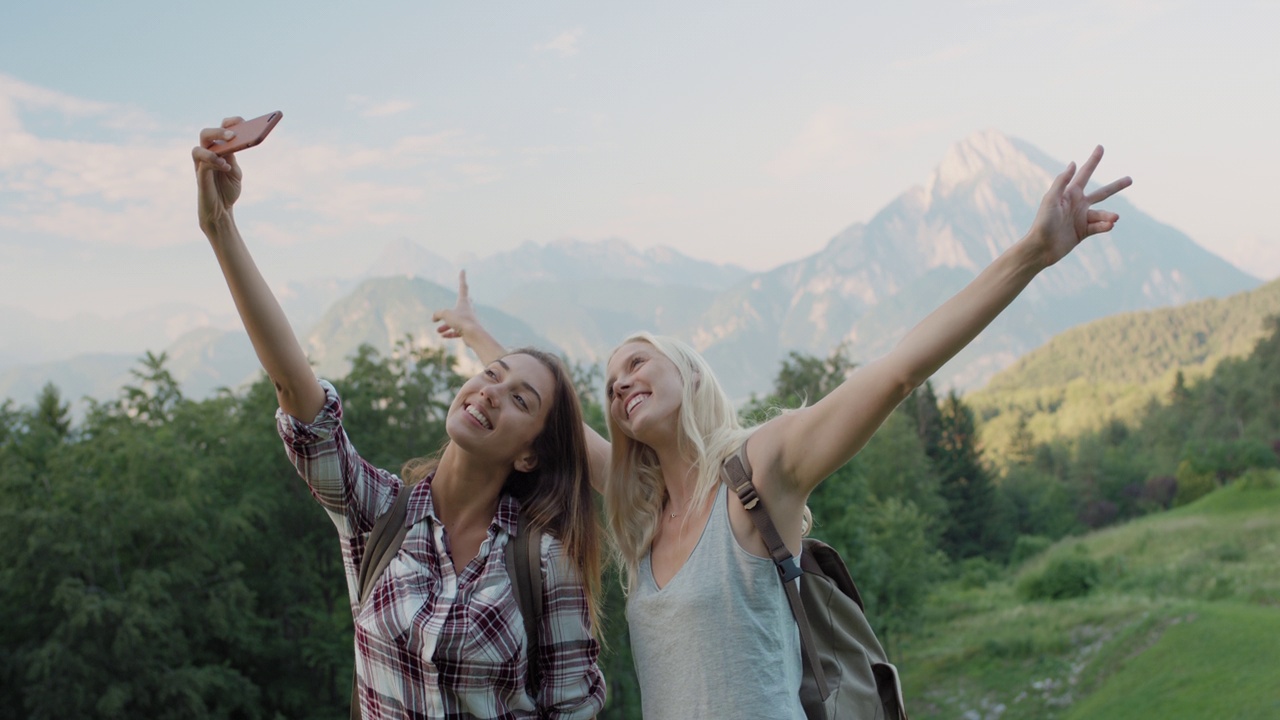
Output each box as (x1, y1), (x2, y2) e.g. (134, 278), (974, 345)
(721, 444), (909, 720)
(349, 484), (543, 719)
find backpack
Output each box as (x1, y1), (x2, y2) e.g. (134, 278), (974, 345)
(720, 444), (909, 720)
(349, 484), (544, 720)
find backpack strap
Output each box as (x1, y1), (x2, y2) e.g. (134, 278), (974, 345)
(505, 511), (545, 693)
(351, 483), (415, 719)
(350, 490), (546, 718)
(721, 443), (832, 707)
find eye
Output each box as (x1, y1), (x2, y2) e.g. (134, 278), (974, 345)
(514, 394), (529, 411)
(485, 368), (498, 379)
(631, 356), (644, 370)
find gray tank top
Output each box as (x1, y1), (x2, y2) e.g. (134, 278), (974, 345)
(627, 485), (805, 719)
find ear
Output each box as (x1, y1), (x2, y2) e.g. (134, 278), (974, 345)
(514, 451), (539, 474)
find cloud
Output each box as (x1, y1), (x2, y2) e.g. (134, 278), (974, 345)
(0, 73), (155, 133)
(536, 28), (584, 58)
(766, 108), (867, 180)
(347, 94), (415, 118)
(0, 77), (503, 251)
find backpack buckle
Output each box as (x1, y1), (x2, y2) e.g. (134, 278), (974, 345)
(738, 485), (760, 510)
(777, 556), (803, 583)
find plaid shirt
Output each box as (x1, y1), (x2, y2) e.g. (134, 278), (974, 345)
(277, 380), (604, 719)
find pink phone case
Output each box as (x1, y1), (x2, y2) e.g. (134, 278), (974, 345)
(211, 111), (283, 156)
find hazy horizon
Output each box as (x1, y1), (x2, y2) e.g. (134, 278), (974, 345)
(4, 1), (1278, 323)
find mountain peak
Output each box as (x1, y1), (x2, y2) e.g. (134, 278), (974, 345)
(926, 129), (1048, 198)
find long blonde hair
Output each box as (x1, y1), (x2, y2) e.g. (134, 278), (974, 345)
(603, 333), (753, 592)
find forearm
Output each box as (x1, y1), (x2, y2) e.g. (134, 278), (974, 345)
(205, 215), (323, 419)
(462, 322), (506, 365)
(892, 234), (1045, 387)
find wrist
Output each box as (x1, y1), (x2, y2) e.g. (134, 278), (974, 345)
(1010, 230), (1052, 276)
(200, 209), (237, 240)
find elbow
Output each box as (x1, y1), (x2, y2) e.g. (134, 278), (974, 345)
(894, 369), (927, 405)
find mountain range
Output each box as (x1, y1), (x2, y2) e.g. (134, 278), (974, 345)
(2, 130), (1262, 411)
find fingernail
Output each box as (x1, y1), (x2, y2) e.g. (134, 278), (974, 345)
(223, 130), (235, 139)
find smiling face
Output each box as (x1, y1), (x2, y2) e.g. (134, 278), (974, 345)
(605, 340), (687, 444)
(446, 352), (556, 472)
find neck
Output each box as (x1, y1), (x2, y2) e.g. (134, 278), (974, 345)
(430, 444), (509, 532)
(655, 445), (699, 514)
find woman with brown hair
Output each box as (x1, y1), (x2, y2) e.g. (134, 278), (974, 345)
(193, 117), (604, 719)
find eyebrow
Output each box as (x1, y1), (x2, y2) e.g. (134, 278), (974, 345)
(496, 359), (544, 408)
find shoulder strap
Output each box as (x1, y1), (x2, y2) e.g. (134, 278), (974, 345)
(356, 484), (415, 607)
(505, 511), (545, 693)
(351, 483), (415, 720)
(721, 444), (832, 707)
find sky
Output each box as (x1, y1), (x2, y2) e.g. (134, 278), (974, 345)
(2, 0), (1278, 322)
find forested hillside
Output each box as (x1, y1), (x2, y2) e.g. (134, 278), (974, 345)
(971, 278), (1280, 463)
(2, 314), (1277, 717)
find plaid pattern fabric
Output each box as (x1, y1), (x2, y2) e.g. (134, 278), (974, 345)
(277, 380), (604, 719)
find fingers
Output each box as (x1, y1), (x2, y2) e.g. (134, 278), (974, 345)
(1085, 176), (1133, 205)
(434, 321), (460, 339)
(192, 144), (232, 173)
(1048, 161), (1076, 198)
(1086, 219), (1118, 235)
(458, 269), (470, 301)
(195, 152), (224, 202)
(1069, 145), (1105, 192)
(1085, 209), (1121, 236)
(222, 116), (244, 129)
(200, 126), (237, 149)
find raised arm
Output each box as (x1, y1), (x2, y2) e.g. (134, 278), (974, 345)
(758, 145), (1132, 497)
(193, 117), (324, 421)
(433, 273), (612, 491)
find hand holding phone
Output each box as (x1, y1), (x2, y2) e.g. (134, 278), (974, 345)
(210, 111), (283, 156)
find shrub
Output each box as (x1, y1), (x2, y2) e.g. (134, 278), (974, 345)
(1141, 475), (1178, 510)
(1010, 535), (1052, 566)
(958, 556), (1002, 589)
(1079, 499), (1119, 529)
(1237, 467), (1280, 491)
(1174, 459), (1217, 507)
(1018, 553), (1101, 601)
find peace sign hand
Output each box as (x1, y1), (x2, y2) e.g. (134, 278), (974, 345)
(1030, 145), (1133, 269)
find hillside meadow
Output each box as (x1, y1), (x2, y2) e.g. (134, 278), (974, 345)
(902, 478), (1280, 719)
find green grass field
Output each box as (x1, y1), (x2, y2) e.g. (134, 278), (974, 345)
(900, 480), (1280, 719)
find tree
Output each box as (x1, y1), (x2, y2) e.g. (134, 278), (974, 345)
(934, 391), (1006, 561)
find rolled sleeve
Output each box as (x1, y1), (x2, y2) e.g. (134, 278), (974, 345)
(537, 535), (606, 719)
(275, 379), (400, 537)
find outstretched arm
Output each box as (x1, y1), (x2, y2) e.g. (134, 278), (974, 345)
(193, 117), (324, 421)
(757, 146), (1132, 497)
(434, 273), (612, 491)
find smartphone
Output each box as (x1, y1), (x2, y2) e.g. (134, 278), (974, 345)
(211, 111), (283, 156)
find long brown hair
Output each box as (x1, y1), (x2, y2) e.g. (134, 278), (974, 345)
(402, 347), (603, 631)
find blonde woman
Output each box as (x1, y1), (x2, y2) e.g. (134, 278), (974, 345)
(194, 117), (605, 719)
(437, 147), (1130, 718)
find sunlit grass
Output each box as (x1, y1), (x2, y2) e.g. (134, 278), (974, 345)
(899, 484), (1280, 719)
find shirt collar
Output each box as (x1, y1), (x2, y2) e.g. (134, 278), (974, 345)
(406, 472), (522, 539)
